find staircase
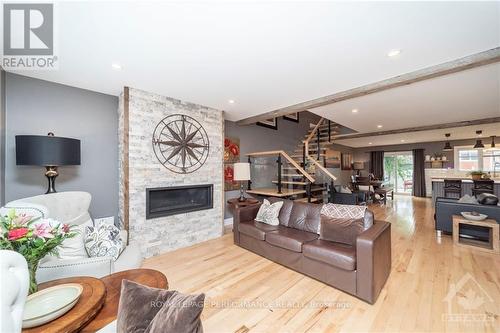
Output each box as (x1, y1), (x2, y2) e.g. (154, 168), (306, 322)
(246, 118), (338, 203)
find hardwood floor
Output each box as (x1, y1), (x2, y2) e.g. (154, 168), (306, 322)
(143, 196), (500, 332)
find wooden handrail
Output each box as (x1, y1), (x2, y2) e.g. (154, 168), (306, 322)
(246, 150), (315, 183)
(304, 118), (337, 181)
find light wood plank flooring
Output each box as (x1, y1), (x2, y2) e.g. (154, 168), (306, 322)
(143, 196), (500, 332)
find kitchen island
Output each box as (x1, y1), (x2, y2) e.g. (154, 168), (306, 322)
(431, 177), (500, 203)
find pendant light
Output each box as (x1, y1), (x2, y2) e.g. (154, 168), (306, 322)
(491, 136), (496, 148)
(443, 133), (452, 151)
(473, 130), (485, 149)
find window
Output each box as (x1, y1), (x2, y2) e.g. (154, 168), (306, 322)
(455, 146), (500, 172)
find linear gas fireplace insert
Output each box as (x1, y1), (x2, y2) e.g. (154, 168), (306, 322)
(146, 184), (213, 219)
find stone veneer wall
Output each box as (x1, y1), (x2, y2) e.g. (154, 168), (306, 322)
(118, 87), (224, 258)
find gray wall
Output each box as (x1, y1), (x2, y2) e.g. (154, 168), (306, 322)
(0, 69), (5, 206)
(4, 73), (119, 218)
(352, 138), (478, 173)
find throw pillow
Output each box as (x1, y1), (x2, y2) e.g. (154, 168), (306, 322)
(116, 280), (205, 333)
(458, 194), (478, 204)
(84, 222), (123, 260)
(255, 199), (283, 226)
(145, 291), (205, 333)
(339, 186), (352, 194)
(117, 280), (172, 333)
(56, 219), (93, 259)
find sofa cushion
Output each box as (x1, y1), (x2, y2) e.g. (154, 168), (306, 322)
(303, 240), (356, 271)
(287, 202), (322, 233)
(239, 221), (280, 241)
(265, 227), (318, 252)
(268, 197), (294, 227)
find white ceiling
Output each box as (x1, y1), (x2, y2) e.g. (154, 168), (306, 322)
(334, 122), (500, 148)
(5, 1), (500, 123)
(311, 63), (500, 146)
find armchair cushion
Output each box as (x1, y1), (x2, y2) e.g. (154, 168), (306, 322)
(56, 219), (93, 259)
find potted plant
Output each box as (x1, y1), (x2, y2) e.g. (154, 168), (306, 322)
(467, 170), (485, 181)
(0, 209), (75, 294)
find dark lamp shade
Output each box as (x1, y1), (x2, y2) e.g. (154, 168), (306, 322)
(473, 139), (485, 149)
(443, 142), (453, 151)
(16, 135), (81, 166)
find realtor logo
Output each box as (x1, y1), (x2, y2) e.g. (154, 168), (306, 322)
(442, 273), (495, 324)
(2, 3), (57, 69)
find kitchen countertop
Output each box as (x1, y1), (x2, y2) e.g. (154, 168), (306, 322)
(431, 177), (500, 183)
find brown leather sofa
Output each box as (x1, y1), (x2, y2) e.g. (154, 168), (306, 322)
(233, 199), (391, 304)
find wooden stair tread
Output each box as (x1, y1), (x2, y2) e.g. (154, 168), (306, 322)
(272, 180), (308, 185)
(291, 154), (326, 158)
(310, 187), (326, 192)
(281, 173), (304, 177)
(246, 188), (306, 197)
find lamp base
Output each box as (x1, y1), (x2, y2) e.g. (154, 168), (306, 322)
(45, 166), (58, 194)
(238, 184), (247, 202)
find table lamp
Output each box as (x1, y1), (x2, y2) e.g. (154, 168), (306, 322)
(16, 133), (81, 194)
(234, 162), (251, 202)
(353, 161), (364, 176)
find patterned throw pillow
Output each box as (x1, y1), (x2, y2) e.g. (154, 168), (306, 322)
(255, 199), (283, 226)
(84, 223), (124, 261)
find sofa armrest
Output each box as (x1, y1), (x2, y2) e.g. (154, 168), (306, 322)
(36, 256), (114, 283)
(356, 220), (391, 304)
(233, 203), (261, 245)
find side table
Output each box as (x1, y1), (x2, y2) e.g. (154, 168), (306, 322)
(226, 198), (260, 212)
(22, 277), (106, 333)
(452, 215), (499, 254)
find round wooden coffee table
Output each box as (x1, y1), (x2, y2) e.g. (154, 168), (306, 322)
(23, 276), (106, 333)
(81, 269), (168, 332)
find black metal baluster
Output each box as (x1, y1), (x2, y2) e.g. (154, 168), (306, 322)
(247, 156), (252, 190)
(277, 154), (282, 194)
(328, 120), (331, 142)
(317, 124), (321, 160)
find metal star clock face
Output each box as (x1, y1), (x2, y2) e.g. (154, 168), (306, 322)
(152, 114), (210, 174)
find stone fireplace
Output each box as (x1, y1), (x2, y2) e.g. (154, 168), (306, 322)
(118, 87), (224, 258)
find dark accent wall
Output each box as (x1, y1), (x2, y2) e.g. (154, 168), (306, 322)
(0, 68), (5, 206)
(352, 138), (478, 173)
(223, 112), (354, 218)
(4, 73), (119, 218)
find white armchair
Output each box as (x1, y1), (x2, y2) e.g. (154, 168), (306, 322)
(2, 191), (142, 283)
(0, 250), (29, 333)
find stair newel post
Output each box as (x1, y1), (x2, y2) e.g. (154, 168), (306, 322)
(323, 155), (327, 168)
(316, 124), (321, 160)
(307, 182), (312, 203)
(329, 180), (335, 203)
(247, 156), (252, 190)
(277, 154), (282, 194)
(328, 120), (331, 142)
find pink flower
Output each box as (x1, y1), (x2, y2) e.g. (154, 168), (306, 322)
(8, 228), (29, 241)
(61, 224), (70, 234)
(33, 223), (54, 239)
(12, 213), (32, 226)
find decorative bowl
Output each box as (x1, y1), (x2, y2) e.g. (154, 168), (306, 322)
(460, 212), (488, 221)
(22, 283), (83, 328)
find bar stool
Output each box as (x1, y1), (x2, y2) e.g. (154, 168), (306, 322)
(444, 179), (462, 198)
(472, 179), (494, 196)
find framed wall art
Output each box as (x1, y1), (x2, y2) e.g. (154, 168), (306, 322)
(256, 118), (278, 130)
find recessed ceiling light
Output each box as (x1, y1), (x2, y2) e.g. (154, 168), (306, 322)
(352, 109), (359, 113)
(111, 63), (122, 70)
(377, 125), (383, 128)
(369, 142), (373, 145)
(401, 139), (405, 142)
(228, 99), (235, 104)
(387, 49), (401, 57)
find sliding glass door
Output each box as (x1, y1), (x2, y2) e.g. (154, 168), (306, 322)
(383, 152), (414, 194)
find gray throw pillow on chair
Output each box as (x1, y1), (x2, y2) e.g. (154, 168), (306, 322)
(117, 279), (205, 333)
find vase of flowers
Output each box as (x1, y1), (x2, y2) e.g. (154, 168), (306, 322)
(0, 209), (75, 294)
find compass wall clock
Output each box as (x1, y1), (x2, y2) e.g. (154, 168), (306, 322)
(152, 114), (210, 174)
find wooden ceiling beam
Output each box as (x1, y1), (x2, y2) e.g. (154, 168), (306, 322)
(332, 117), (500, 140)
(236, 47), (500, 125)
